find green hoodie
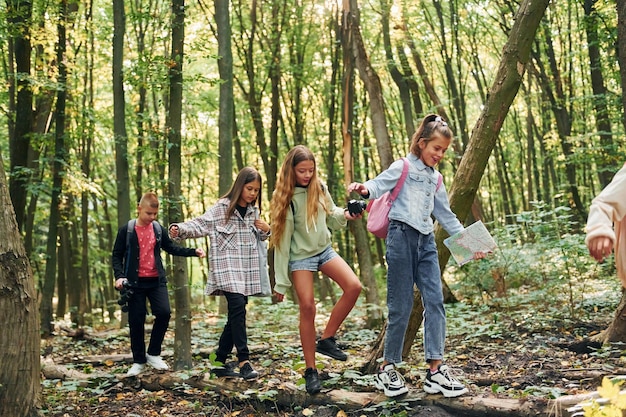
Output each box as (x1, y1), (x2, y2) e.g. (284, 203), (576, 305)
(274, 183), (347, 295)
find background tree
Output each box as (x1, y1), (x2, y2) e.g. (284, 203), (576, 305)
(40, 0), (70, 337)
(113, 0), (131, 228)
(167, 0), (194, 370)
(6, 0), (34, 232)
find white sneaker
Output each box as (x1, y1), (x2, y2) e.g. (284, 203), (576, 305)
(146, 354), (169, 370)
(423, 364), (469, 398)
(126, 363), (146, 377)
(374, 363), (409, 397)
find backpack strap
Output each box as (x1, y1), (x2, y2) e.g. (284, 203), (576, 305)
(125, 219), (136, 276)
(389, 158), (410, 201)
(436, 172), (443, 191)
(151, 220), (161, 242)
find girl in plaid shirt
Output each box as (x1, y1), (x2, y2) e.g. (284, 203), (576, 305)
(169, 167), (270, 380)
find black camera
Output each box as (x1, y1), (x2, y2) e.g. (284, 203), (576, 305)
(117, 280), (134, 313)
(347, 199), (368, 216)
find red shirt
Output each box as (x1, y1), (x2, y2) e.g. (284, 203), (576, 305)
(135, 222), (158, 278)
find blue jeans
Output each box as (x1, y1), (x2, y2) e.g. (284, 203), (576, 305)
(383, 221), (446, 364)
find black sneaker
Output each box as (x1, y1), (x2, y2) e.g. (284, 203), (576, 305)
(304, 367), (321, 394)
(239, 362), (259, 380)
(316, 336), (347, 361)
(211, 362), (239, 378)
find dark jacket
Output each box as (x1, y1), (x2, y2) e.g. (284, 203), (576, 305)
(111, 220), (197, 286)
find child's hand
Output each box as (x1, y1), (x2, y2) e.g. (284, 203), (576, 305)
(344, 210), (363, 220)
(473, 251), (490, 260)
(255, 219), (271, 234)
(347, 182), (369, 196)
(169, 224), (179, 238)
(274, 292), (285, 302)
(587, 236), (613, 262)
(196, 248), (206, 258)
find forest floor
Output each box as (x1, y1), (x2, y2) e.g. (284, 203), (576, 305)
(39, 275), (625, 417)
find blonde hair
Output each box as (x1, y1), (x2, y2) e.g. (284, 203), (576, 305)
(410, 114), (453, 157)
(139, 192), (159, 209)
(270, 145), (327, 249)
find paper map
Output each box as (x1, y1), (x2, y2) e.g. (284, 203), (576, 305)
(443, 220), (497, 266)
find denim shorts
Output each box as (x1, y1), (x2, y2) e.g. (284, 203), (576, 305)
(289, 245), (339, 272)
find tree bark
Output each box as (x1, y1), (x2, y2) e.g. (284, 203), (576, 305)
(41, 0), (69, 337)
(113, 0), (131, 229)
(595, 289), (626, 343)
(345, 0), (393, 169)
(0, 145), (41, 416)
(7, 0), (34, 231)
(618, 0), (626, 134)
(583, 0), (615, 187)
(168, 0), (193, 371)
(342, 0), (382, 329)
(215, 0), (234, 196)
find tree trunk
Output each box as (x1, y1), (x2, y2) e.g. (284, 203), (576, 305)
(618, 0), (626, 134)
(168, 0), (193, 371)
(113, 0), (131, 229)
(584, 0), (616, 187)
(380, 0), (414, 139)
(595, 289), (626, 343)
(41, 0), (69, 337)
(532, 22), (586, 221)
(342, 0), (382, 329)
(216, 0), (234, 195)
(7, 0), (34, 231)
(0, 154), (41, 417)
(346, 0), (393, 169)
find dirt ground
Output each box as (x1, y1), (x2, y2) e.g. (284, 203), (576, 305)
(39, 293), (622, 417)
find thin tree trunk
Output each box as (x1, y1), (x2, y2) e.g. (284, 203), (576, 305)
(41, 0), (69, 337)
(169, 0), (192, 371)
(380, 0), (414, 139)
(346, 0), (393, 168)
(342, 0), (382, 330)
(7, 0), (34, 231)
(113, 0), (131, 229)
(618, 0), (626, 134)
(584, 0), (616, 187)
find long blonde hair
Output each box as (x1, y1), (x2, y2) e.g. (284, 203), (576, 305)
(270, 145), (327, 249)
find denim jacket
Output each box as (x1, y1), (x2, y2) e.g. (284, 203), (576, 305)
(363, 153), (464, 236)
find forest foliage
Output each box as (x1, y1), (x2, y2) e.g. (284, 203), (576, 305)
(1, 0), (625, 348)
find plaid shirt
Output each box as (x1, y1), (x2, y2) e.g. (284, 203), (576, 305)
(172, 198), (269, 296)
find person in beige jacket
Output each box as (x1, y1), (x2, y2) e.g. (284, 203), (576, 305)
(585, 163), (626, 287)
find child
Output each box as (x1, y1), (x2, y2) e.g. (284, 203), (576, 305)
(112, 192), (206, 377)
(169, 167), (270, 380)
(585, 163), (626, 287)
(270, 145), (363, 395)
(348, 114), (484, 398)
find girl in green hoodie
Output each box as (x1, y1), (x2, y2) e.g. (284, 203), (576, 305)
(270, 145), (363, 394)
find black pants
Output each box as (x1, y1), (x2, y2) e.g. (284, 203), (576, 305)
(216, 292), (250, 363)
(127, 282), (171, 364)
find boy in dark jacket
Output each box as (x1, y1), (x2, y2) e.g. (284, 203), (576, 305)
(112, 192), (205, 376)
